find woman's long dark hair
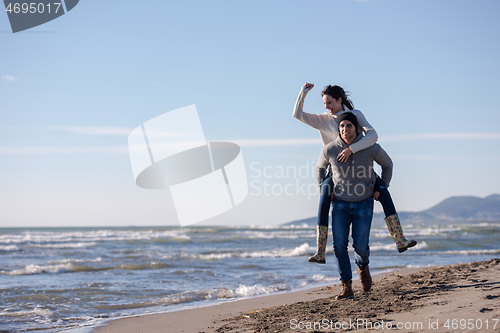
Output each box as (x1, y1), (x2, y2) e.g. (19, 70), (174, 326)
(321, 85), (354, 110)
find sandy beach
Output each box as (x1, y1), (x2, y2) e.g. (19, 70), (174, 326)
(94, 258), (500, 333)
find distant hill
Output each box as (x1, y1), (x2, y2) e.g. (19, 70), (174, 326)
(283, 194), (500, 226)
(420, 194), (500, 221)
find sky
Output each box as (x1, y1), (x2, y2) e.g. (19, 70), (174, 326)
(1, 0), (500, 227)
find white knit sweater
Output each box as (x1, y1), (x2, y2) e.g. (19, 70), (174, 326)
(293, 87), (378, 154)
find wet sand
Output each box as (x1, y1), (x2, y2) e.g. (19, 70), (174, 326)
(94, 258), (500, 333)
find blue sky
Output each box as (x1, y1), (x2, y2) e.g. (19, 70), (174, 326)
(1, 0), (499, 227)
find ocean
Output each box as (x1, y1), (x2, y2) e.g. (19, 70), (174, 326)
(1, 220), (499, 332)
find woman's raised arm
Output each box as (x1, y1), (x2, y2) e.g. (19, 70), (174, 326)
(292, 83), (328, 130)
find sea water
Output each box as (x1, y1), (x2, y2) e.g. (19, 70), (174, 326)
(1, 221), (499, 332)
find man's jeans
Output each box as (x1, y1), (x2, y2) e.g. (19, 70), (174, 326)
(331, 197), (374, 281)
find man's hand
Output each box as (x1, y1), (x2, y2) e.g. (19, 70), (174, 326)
(373, 191), (380, 201)
(337, 147), (352, 163)
(303, 82), (314, 91)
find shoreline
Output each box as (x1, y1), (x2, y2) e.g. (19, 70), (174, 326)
(93, 259), (500, 332)
(92, 266), (432, 333)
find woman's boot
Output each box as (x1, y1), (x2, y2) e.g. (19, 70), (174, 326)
(336, 280), (354, 300)
(385, 214), (417, 253)
(308, 225), (328, 264)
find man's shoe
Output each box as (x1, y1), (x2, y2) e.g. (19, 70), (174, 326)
(358, 265), (372, 292)
(336, 280), (354, 300)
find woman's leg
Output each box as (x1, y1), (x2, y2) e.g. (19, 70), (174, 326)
(318, 176), (333, 227)
(374, 176), (417, 253)
(308, 176), (333, 264)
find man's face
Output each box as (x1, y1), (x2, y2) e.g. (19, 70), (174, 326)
(339, 120), (356, 143)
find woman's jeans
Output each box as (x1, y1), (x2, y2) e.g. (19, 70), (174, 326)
(317, 175), (395, 227)
(331, 197), (374, 281)
(317, 176), (334, 227)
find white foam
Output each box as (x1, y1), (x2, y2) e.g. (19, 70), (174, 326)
(370, 241), (427, 251)
(474, 222), (500, 227)
(234, 284), (285, 297)
(405, 264), (435, 269)
(235, 230), (309, 240)
(287, 242), (312, 256)
(196, 253), (233, 260)
(33, 242), (97, 249)
(1, 263), (76, 275)
(240, 242), (314, 258)
(0, 245), (19, 251)
(0, 229), (192, 247)
(190, 242), (316, 261)
(309, 274), (335, 283)
(204, 288), (235, 299)
(1, 307), (53, 318)
(48, 257), (102, 264)
(279, 223), (312, 229)
(371, 226), (463, 237)
(369, 243), (398, 251)
(442, 249), (500, 255)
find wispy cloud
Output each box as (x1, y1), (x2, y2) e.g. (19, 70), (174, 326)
(233, 138), (320, 147)
(1, 75), (20, 82)
(392, 155), (500, 161)
(0, 146), (128, 154)
(379, 132), (500, 142)
(46, 126), (135, 136)
(0, 139), (321, 155)
(44, 127), (500, 142)
(2, 132), (498, 155)
(47, 126), (188, 137)
(233, 133), (500, 146)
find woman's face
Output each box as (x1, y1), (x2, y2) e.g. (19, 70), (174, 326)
(323, 94), (343, 114)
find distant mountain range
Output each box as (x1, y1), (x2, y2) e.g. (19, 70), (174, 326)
(283, 194), (500, 226)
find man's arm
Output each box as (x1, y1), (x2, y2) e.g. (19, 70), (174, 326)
(374, 146), (393, 186)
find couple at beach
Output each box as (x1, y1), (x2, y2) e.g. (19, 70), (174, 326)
(293, 83), (417, 299)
